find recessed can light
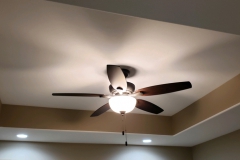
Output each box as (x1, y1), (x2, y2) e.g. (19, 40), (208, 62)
(143, 139), (152, 143)
(17, 134), (28, 138)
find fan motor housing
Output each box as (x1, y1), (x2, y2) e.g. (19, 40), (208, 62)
(109, 82), (135, 95)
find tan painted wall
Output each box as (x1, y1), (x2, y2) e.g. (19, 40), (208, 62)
(0, 141), (193, 160)
(0, 104), (172, 135)
(0, 99), (2, 115)
(192, 129), (240, 160)
(172, 74), (240, 134)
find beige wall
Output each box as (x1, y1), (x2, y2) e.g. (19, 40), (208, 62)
(0, 99), (1, 115)
(0, 141), (193, 160)
(192, 129), (240, 160)
(0, 104), (171, 135)
(172, 74), (240, 134)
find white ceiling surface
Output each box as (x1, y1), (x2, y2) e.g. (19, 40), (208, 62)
(50, 0), (240, 35)
(0, 0), (240, 116)
(0, 103), (239, 147)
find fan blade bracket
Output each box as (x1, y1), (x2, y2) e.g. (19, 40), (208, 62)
(130, 91), (144, 97)
(100, 95), (113, 98)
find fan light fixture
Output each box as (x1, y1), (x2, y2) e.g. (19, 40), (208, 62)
(52, 65), (192, 146)
(53, 65), (192, 117)
(109, 96), (136, 113)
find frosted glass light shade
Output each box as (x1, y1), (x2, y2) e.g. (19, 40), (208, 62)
(109, 96), (136, 113)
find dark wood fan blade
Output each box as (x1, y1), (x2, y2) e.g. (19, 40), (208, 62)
(90, 103), (110, 117)
(135, 81), (192, 96)
(107, 65), (127, 91)
(136, 99), (163, 114)
(52, 93), (104, 97)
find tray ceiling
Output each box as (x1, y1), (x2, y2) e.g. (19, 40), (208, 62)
(0, 0), (240, 115)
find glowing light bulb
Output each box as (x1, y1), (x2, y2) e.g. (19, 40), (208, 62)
(109, 96), (136, 113)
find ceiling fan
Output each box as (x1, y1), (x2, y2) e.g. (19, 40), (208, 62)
(52, 65), (192, 117)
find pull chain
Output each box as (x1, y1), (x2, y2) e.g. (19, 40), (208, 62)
(120, 111), (128, 146)
(124, 113), (128, 146)
(121, 114), (124, 135)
